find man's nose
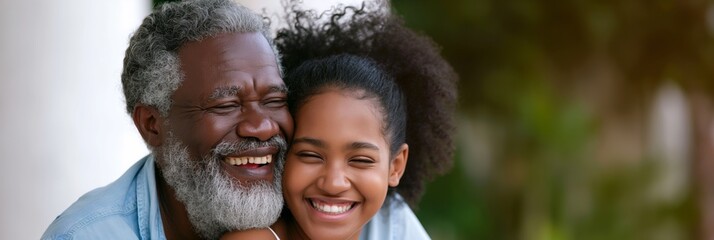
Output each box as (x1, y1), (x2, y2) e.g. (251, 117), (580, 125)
(236, 105), (279, 141)
(317, 166), (351, 195)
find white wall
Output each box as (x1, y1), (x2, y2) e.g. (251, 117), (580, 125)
(0, 0), (365, 238)
(0, 0), (150, 238)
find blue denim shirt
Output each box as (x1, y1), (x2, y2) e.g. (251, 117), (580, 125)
(42, 155), (430, 239)
(42, 155), (165, 240)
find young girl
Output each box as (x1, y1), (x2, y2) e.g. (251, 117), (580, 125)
(222, 3), (457, 239)
(281, 54), (412, 240)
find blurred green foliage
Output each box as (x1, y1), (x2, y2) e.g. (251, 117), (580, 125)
(391, 0), (709, 239)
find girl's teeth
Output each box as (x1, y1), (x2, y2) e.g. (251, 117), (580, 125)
(311, 200), (353, 214)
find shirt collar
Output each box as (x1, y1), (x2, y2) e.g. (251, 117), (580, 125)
(136, 154), (166, 240)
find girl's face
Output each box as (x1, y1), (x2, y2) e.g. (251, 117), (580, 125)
(283, 89), (407, 240)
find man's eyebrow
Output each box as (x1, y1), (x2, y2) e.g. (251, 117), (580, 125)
(347, 142), (380, 151)
(292, 137), (324, 148)
(267, 85), (289, 94)
(209, 86), (240, 99)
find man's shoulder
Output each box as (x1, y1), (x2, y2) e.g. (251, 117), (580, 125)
(42, 157), (151, 239)
(41, 199), (140, 239)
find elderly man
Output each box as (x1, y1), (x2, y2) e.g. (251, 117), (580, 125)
(42, 0), (427, 239)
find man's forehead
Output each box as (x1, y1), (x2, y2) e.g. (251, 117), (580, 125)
(179, 32), (276, 63)
(176, 32), (283, 85)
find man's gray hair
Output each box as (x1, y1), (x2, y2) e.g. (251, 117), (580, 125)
(122, 0), (280, 116)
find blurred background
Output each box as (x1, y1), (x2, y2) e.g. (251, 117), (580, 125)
(391, 1), (714, 239)
(1, 0), (711, 239)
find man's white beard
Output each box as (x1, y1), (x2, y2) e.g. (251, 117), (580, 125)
(158, 134), (285, 239)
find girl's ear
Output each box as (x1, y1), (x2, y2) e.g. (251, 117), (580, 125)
(388, 143), (408, 187)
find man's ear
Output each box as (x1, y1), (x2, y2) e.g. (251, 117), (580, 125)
(388, 143), (409, 187)
(132, 104), (164, 147)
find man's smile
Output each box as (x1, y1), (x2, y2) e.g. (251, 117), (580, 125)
(225, 155), (272, 167)
(218, 143), (281, 172)
(220, 155), (275, 180)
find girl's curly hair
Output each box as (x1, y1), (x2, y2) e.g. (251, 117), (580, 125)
(275, 1), (458, 206)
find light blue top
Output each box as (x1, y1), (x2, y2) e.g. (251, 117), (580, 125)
(42, 155), (430, 239)
(359, 194), (431, 240)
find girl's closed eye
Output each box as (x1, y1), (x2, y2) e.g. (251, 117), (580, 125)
(349, 157), (376, 167)
(296, 151), (323, 163)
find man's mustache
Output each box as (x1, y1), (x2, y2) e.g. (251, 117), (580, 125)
(211, 136), (288, 157)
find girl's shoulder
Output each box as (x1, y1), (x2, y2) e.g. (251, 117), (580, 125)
(359, 194), (431, 240)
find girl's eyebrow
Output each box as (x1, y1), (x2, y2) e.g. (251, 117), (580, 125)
(292, 137), (379, 151)
(348, 142), (379, 151)
(293, 137), (325, 148)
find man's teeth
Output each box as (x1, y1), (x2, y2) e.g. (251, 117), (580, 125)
(225, 155), (272, 166)
(311, 200), (353, 214)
